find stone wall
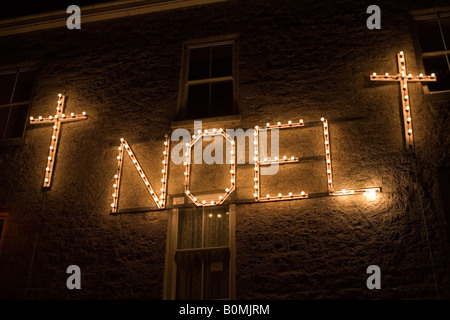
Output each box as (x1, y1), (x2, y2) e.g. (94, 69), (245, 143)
(0, 0), (449, 299)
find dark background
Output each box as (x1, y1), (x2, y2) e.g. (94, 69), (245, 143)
(0, 0), (112, 19)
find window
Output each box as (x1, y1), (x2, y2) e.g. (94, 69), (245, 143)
(164, 205), (235, 300)
(178, 35), (238, 120)
(0, 213), (7, 257)
(0, 68), (36, 141)
(414, 12), (450, 92)
(439, 168), (450, 238)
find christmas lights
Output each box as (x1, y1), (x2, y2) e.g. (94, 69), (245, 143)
(184, 130), (236, 206)
(254, 120), (308, 202)
(111, 135), (170, 213)
(370, 51), (436, 149)
(29, 94), (88, 188)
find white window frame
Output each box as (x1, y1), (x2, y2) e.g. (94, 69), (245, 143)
(163, 203), (236, 300)
(177, 34), (239, 121)
(411, 9), (450, 94)
(0, 67), (36, 145)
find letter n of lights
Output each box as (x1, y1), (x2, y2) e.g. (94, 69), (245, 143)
(370, 51), (436, 149)
(111, 136), (170, 213)
(29, 94), (88, 188)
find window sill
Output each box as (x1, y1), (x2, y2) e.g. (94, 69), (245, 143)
(0, 137), (26, 147)
(170, 115), (241, 130)
(423, 89), (450, 103)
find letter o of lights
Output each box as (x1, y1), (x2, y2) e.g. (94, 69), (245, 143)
(184, 130), (236, 206)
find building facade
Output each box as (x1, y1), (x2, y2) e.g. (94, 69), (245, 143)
(0, 0), (450, 299)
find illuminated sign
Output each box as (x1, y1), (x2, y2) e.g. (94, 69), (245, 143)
(370, 51), (436, 149)
(111, 117), (381, 212)
(29, 94), (88, 188)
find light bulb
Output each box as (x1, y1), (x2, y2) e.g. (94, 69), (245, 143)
(164, 141), (168, 146)
(71, 113), (75, 117)
(321, 117), (324, 121)
(277, 122), (281, 126)
(266, 194), (270, 198)
(431, 73), (435, 77)
(266, 123), (270, 127)
(407, 117), (411, 122)
(405, 106), (410, 111)
(186, 190), (190, 194)
(408, 129), (412, 134)
(184, 171), (188, 175)
(211, 201), (215, 204)
(30, 116), (34, 121)
(230, 169), (234, 174)
(404, 95), (408, 100)
(193, 197), (197, 201)
(288, 120), (292, 125)
(49, 116), (53, 120)
(58, 93), (62, 98)
(48, 157), (52, 161)
(219, 195), (223, 200)
(385, 73), (389, 77)
(145, 181), (149, 185)
(140, 174), (145, 178)
(372, 72), (377, 76)
(290, 156), (294, 160)
(112, 193), (116, 198)
(289, 192), (293, 197)
(39, 116), (42, 120)
(299, 119), (303, 124)
(399, 51), (403, 55)
(82, 111), (86, 116)
(202, 200), (206, 204)
(301, 191), (305, 195)
(225, 188), (230, 192)
(111, 203), (115, 207)
(46, 167), (50, 171)
(419, 73), (423, 78)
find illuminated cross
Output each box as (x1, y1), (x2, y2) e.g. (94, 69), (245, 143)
(370, 51), (436, 149)
(29, 94), (88, 188)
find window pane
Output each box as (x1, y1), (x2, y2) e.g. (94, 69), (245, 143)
(187, 83), (210, 119)
(210, 81), (233, 117)
(0, 107), (10, 139)
(211, 44), (232, 78)
(0, 73), (16, 105)
(423, 55), (450, 91)
(177, 207), (203, 249)
(203, 206), (229, 248)
(4, 104), (28, 139)
(203, 248), (230, 300)
(175, 251), (203, 299)
(12, 70), (36, 103)
(416, 18), (445, 52)
(440, 16), (450, 51)
(189, 47), (210, 80)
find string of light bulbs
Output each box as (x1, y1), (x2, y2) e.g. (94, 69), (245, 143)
(111, 135), (170, 213)
(184, 128), (236, 206)
(29, 94), (88, 188)
(370, 51), (436, 149)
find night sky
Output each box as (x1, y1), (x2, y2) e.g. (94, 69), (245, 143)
(0, 0), (112, 19)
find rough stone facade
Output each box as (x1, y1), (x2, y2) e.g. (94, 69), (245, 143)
(0, 0), (449, 299)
